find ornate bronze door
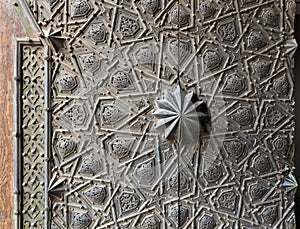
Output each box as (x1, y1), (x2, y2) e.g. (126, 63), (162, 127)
(14, 0), (297, 228)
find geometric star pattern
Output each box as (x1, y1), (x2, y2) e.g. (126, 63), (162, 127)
(14, 0), (297, 228)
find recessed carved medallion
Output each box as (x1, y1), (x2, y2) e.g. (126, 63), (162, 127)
(170, 205), (188, 226)
(217, 21), (237, 42)
(71, 0), (91, 17)
(203, 49), (222, 70)
(217, 191), (238, 212)
(86, 24), (106, 43)
(119, 192), (140, 214)
(85, 186), (107, 204)
(80, 155), (102, 174)
(248, 30), (267, 49)
(142, 0), (159, 14)
(72, 213), (92, 229)
(170, 5), (189, 26)
(56, 137), (77, 158)
(199, 1), (216, 18)
(142, 215), (160, 229)
(119, 16), (140, 37)
(199, 215), (217, 229)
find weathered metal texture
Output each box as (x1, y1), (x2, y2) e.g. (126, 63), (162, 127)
(14, 0), (297, 228)
(15, 40), (46, 228)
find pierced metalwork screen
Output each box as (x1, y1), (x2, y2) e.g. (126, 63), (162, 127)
(14, 0), (297, 228)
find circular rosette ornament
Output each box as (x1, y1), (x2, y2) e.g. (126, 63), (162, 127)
(153, 86), (208, 145)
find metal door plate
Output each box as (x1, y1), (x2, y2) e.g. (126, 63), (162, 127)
(14, 0), (297, 228)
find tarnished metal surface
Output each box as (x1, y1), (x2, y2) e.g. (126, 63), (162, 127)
(15, 40), (45, 228)
(14, 0), (297, 228)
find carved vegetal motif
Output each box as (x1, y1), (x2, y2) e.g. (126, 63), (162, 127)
(252, 59), (272, 77)
(249, 183), (268, 201)
(253, 155), (272, 174)
(64, 104), (88, 126)
(142, 0), (159, 14)
(203, 164), (223, 183)
(261, 7), (278, 26)
(217, 21), (237, 42)
(71, 0), (91, 17)
(86, 24), (106, 43)
(135, 46), (155, 68)
(265, 106), (285, 126)
(119, 16), (140, 37)
(110, 71), (134, 90)
(170, 205), (188, 226)
(273, 75), (290, 95)
(110, 138), (134, 159)
(18, 44), (46, 227)
(80, 154), (102, 174)
(199, 1), (216, 17)
(56, 137), (77, 158)
(272, 136), (290, 155)
(96, 104), (127, 125)
(81, 54), (100, 72)
(262, 206), (278, 225)
(248, 30), (267, 49)
(72, 212), (92, 229)
(135, 160), (155, 183)
(217, 191), (238, 211)
(223, 140), (245, 160)
(168, 39), (190, 63)
(230, 106), (253, 126)
(169, 170), (189, 191)
(287, 0), (296, 18)
(58, 73), (78, 92)
(203, 50), (222, 70)
(222, 73), (245, 95)
(170, 5), (189, 26)
(119, 192), (140, 214)
(198, 215), (217, 229)
(15, 0), (296, 227)
(142, 215), (160, 229)
(85, 186), (106, 203)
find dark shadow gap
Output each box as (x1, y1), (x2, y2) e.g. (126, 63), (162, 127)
(294, 14), (300, 227)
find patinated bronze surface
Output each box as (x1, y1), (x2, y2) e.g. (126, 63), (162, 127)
(14, 0), (297, 228)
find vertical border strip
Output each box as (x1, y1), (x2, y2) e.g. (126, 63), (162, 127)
(44, 44), (51, 229)
(14, 39), (45, 229)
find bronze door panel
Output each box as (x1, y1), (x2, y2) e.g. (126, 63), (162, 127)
(14, 0), (297, 228)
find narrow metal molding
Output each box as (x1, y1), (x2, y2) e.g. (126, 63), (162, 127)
(44, 45), (52, 229)
(13, 39), (23, 229)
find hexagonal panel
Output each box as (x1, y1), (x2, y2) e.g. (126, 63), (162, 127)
(96, 104), (128, 126)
